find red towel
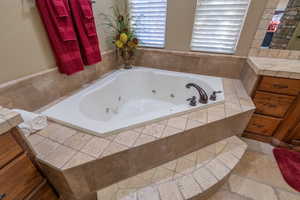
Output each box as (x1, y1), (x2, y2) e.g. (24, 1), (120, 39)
(69, 0), (102, 66)
(273, 148), (300, 192)
(36, 0), (84, 75)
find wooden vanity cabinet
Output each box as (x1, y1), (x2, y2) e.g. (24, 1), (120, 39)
(0, 130), (58, 200)
(243, 76), (300, 145)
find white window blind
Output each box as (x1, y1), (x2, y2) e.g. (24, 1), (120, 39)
(191, 0), (251, 54)
(129, 0), (167, 48)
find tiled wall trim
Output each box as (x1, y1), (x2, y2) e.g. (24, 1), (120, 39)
(134, 48), (247, 79)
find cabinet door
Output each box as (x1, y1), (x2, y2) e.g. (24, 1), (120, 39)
(0, 154), (43, 200)
(246, 114), (282, 136)
(29, 183), (58, 200)
(0, 132), (23, 169)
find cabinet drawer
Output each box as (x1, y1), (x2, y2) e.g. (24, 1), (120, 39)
(258, 76), (300, 96)
(246, 114), (282, 136)
(0, 132), (23, 169)
(0, 154), (43, 200)
(254, 91), (295, 118)
(29, 182), (58, 200)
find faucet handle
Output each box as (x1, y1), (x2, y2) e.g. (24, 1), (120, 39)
(187, 96), (197, 106)
(210, 91), (222, 101)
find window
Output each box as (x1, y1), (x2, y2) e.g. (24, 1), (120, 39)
(129, 0), (167, 48)
(191, 0), (251, 54)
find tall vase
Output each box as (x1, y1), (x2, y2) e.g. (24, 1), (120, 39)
(121, 48), (133, 69)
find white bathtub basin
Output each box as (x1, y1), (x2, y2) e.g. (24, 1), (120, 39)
(43, 67), (224, 136)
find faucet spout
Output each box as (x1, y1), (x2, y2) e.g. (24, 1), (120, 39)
(186, 83), (208, 104)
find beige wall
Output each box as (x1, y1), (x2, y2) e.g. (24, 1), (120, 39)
(0, 0), (116, 84)
(164, 0), (267, 56)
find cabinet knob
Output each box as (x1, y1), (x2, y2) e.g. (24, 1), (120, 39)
(0, 194), (6, 200)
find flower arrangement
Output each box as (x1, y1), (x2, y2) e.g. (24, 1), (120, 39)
(102, 4), (139, 69)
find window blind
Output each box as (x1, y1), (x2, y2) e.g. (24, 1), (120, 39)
(129, 0), (167, 48)
(191, 0), (251, 54)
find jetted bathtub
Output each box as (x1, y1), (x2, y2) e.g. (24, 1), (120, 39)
(43, 67), (225, 136)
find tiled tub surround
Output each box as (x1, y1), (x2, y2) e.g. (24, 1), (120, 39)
(0, 50), (119, 111)
(43, 68), (225, 135)
(23, 78), (255, 200)
(134, 48), (247, 79)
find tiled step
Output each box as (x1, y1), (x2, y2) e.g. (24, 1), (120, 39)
(97, 136), (247, 200)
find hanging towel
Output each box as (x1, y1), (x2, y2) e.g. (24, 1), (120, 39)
(69, 0), (102, 66)
(13, 109), (48, 137)
(36, 0), (84, 75)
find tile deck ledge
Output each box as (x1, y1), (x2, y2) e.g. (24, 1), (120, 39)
(0, 106), (23, 135)
(24, 78), (255, 170)
(247, 56), (300, 79)
(96, 136), (248, 200)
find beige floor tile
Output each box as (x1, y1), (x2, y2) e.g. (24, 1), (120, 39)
(81, 137), (110, 157)
(39, 123), (76, 143)
(217, 152), (239, 169)
(137, 168), (157, 182)
(177, 174), (202, 199)
(34, 138), (60, 158)
(233, 151), (297, 193)
(116, 189), (137, 200)
(43, 145), (77, 168)
(196, 148), (215, 165)
(161, 160), (178, 171)
(207, 189), (249, 200)
(208, 113), (225, 123)
(276, 189), (300, 200)
(142, 123), (165, 138)
(183, 151), (197, 162)
(118, 176), (150, 189)
(162, 126), (182, 137)
(63, 132), (93, 150)
(97, 184), (118, 200)
(158, 181), (183, 200)
(167, 116), (187, 130)
(229, 174), (278, 200)
(175, 158), (196, 175)
(185, 119), (203, 130)
(134, 134), (156, 147)
(137, 186), (160, 200)
(63, 152), (95, 169)
(101, 141), (128, 157)
(152, 167), (174, 184)
(27, 134), (46, 146)
(193, 167), (218, 191)
(114, 130), (140, 147)
(188, 109), (208, 123)
(206, 159), (230, 180)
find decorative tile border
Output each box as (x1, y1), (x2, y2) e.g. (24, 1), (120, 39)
(248, 0), (300, 60)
